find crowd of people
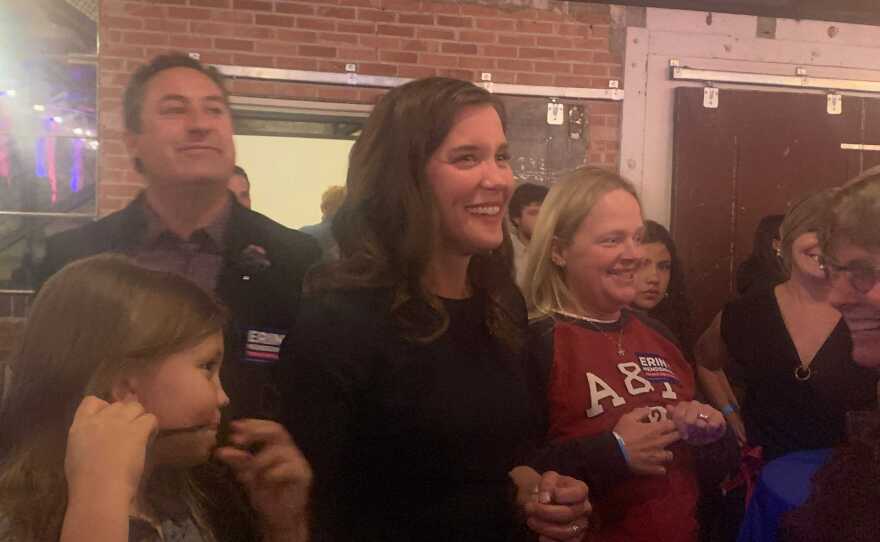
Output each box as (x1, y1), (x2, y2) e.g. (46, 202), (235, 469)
(0, 51), (878, 542)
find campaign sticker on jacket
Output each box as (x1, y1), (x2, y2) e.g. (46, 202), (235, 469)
(243, 328), (285, 364)
(636, 352), (680, 385)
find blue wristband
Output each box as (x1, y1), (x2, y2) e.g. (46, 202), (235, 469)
(721, 403), (738, 416)
(612, 431), (631, 465)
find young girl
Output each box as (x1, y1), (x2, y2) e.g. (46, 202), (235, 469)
(632, 220), (695, 358)
(0, 254), (311, 542)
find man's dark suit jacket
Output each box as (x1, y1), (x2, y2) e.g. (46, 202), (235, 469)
(36, 194), (322, 420)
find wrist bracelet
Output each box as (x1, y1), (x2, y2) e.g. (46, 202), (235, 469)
(612, 431), (631, 465)
(721, 403), (738, 416)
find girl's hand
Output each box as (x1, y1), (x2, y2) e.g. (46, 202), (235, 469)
(667, 401), (726, 446)
(214, 419), (312, 538)
(522, 470), (591, 542)
(64, 395), (158, 503)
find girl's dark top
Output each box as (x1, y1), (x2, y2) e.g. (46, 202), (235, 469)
(735, 256), (784, 297)
(279, 287), (542, 542)
(720, 287), (878, 460)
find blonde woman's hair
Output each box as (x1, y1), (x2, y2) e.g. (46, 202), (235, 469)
(0, 254), (228, 541)
(523, 166), (640, 320)
(778, 189), (836, 272)
(319, 185), (346, 217)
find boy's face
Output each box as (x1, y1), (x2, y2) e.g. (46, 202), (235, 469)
(513, 202), (543, 242)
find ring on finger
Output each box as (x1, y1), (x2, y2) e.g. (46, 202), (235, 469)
(697, 413), (710, 421)
(569, 523), (582, 535)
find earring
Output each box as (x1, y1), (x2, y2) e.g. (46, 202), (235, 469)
(775, 248), (783, 258)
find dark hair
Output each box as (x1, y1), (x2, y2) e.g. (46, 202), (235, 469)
(307, 77), (520, 349)
(736, 214), (786, 295)
(509, 183), (549, 220)
(641, 220), (694, 357)
(232, 165), (249, 183)
(123, 51), (229, 134)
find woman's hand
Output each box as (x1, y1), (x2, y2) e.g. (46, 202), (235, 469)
(64, 395), (158, 503)
(667, 401), (726, 446)
(612, 407), (681, 476)
(516, 469), (591, 542)
(214, 419), (312, 540)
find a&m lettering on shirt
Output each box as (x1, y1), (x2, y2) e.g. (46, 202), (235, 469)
(584, 355), (680, 418)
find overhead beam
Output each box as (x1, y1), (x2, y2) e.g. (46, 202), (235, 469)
(215, 65), (624, 101)
(670, 61), (880, 94)
(579, 1), (880, 27)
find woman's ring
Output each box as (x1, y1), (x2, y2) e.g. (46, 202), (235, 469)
(697, 413), (710, 421)
(569, 523), (582, 535)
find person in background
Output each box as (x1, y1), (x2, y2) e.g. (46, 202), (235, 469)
(299, 185), (345, 261)
(736, 214), (785, 297)
(35, 52), (321, 421)
(780, 172), (880, 542)
(228, 165), (251, 209)
(0, 255), (311, 542)
(523, 166), (727, 542)
(280, 77), (590, 542)
(509, 182), (549, 288)
(632, 220), (695, 359)
(695, 190), (877, 455)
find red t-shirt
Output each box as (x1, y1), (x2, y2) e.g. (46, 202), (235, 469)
(545, 313), (698, 542)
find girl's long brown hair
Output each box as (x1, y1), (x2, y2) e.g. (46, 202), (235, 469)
(0, 255), (228, 541)
(307, 77), (521, 349)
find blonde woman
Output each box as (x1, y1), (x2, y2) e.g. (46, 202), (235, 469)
(695, 190), (877, 459)
(523, 167), (726, 542)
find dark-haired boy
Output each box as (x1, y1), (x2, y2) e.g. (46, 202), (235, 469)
(508, 182), (549, 287)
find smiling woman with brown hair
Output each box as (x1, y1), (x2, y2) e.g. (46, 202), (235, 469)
(279, 78), (590, 542)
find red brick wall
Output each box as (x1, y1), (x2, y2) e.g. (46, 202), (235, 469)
(99, 0), (623, 214)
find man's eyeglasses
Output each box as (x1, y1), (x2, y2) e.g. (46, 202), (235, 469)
(819, 256), (880, 294)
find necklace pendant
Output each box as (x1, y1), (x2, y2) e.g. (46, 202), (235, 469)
(794, 365), (812, 381)
(617, 346), (625, 357)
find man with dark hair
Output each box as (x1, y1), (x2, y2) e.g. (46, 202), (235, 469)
(37, 52), (321, 420)
(228, 165), (251, 208)
(508, 182), (548, 287)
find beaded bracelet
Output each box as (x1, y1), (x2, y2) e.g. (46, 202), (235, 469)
(721, 403), (738, 417)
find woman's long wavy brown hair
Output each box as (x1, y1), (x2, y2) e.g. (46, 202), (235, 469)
(307, 77), (521, 350)
(0, 255), (229, 541)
